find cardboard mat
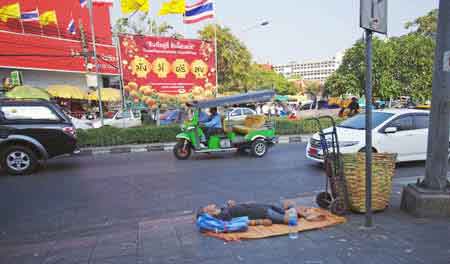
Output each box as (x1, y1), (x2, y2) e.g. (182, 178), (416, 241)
(202, 207), (346, 241)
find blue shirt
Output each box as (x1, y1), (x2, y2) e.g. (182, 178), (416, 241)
(199, 111), (209, 122)
(202, 114), (222, 129)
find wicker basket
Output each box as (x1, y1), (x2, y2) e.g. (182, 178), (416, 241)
(341, 153), (396, 213)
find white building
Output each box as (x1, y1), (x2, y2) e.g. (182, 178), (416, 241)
(273, 52), (344, 83)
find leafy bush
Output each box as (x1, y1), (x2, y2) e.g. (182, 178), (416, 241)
(77, 125), (181, 148)
(77, 118), (343, 147)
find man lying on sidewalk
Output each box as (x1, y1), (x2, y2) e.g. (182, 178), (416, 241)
(197, 200), (296, 226)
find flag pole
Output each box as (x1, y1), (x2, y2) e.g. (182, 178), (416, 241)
(19, 18), (25, 34)
(213, 1), (219, 95)
(56, 20), (61, 38)
(37, 8), (44, 35)
(182, 11), (186, 38)
(35, 0), (44, 36)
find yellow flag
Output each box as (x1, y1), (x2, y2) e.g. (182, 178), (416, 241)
(39, 11), (58, 26)
(0, 3), (21, 23)
(121, 0), (149, 14)
(158, 0), (185, 16)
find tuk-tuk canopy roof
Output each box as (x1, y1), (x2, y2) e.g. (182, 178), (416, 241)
(191, 90), (275, 108)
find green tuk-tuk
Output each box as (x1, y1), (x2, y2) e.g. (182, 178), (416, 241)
(173, 90), (277, 160)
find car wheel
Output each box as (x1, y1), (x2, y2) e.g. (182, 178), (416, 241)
(1, 145), (38, 175)
(358, 147), (378, 153)
(251, 139), (267, 158)
(173, 140), (191, 160)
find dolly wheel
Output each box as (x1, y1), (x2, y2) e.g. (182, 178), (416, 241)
(316, 192), (332, 209)
(330, 198), (346, 216)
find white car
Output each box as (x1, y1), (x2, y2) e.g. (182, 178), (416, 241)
(69, 116), (93, 130)
(224, 107), (256, 121)
(306, 109), (438, 163)
(92, 110), (142, 129)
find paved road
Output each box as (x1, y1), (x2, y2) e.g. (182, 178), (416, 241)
(0, 143), (438, 245)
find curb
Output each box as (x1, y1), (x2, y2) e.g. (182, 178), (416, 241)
(78, 135), (312, 156)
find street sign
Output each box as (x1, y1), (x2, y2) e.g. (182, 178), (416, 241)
(10, 71), (22, 86)
(360, 0), (388, 34)
(86, 73), (98, 87)
(443, 51), (450, 72)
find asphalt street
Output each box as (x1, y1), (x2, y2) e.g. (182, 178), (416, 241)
(0, 143), (438, 246)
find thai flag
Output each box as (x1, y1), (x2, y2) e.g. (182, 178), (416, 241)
(184, 0), (215, 24)
(80, 0), (87, 8)
(67, 18), (76, 35)
(21, 9), (39, 22)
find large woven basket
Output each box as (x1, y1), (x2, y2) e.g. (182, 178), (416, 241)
(341, 153), (396, 213)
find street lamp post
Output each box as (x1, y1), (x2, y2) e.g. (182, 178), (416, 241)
(401, 0), (450, 217)
(242, 21), (270, 32)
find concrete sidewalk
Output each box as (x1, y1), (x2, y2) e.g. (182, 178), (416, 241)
(1, 177), (449, 264)
(78, 135), (312, 156)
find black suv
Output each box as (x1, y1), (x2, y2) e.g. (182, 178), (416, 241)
(0, 99), (77, 175)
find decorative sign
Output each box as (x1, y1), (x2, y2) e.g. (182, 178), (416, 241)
(152, 58), (171, 78)
(119, 35), (216, 95)
(131, 57), (151, 78)
(191, 59), (208, 79)
(172, 59), (189, 79)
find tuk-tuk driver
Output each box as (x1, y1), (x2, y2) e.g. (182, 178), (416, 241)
(200, 107), (222, 148)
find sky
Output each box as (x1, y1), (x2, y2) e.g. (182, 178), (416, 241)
(110, 0), (438, 65)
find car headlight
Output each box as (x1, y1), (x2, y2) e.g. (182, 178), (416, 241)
(339, 141), (360, 147)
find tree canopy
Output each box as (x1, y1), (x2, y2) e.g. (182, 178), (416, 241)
(198, 24), (295, 95)
(405, 9), (438, 37)
(114, 14), (182, 37)
(325, 9), (436, 102)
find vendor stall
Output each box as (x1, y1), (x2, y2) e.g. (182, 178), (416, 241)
(47, 85), (89, 118)
(6, 85), (51, 100)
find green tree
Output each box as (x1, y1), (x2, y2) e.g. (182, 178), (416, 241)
(304, 81), (323, 109)
(326, 31), (434, 102)
(246, 64), (297, 95)
(405, 9), (438, 37)
(113, 14), (181, 37)
(198, 24), (252, 93)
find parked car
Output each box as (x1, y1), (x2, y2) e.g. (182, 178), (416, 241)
(306, 109), (436, 163)
(299, 100), (329, 110)
(224, 107), (256, 121)
(160, 109), (185, 125)
(92, 109), (142, 129)
(69, 115), (93, 130)
(0, 99), (78, 175)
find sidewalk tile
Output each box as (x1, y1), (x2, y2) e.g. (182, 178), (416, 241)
(43, 246), (92, 264)
(92, 254), (137, 264)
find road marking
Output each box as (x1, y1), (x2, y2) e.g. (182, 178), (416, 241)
(131, 148), (147, 153)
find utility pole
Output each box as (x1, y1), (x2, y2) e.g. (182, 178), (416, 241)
(79, 21), (89, 67)
(422, 1), (450, 190)
(87, 0), (104, 125)
(401, 0), (450, 217)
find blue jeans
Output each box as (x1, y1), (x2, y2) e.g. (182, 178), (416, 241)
(266, 208), (286, 224)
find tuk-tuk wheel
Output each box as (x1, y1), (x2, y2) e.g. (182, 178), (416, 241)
(251, 139), (267, 158)
(316, 192), (332, 209)
(173, 140), (191, 160)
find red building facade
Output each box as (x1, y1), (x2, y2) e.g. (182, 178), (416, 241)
(0, 0), (118, 89)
